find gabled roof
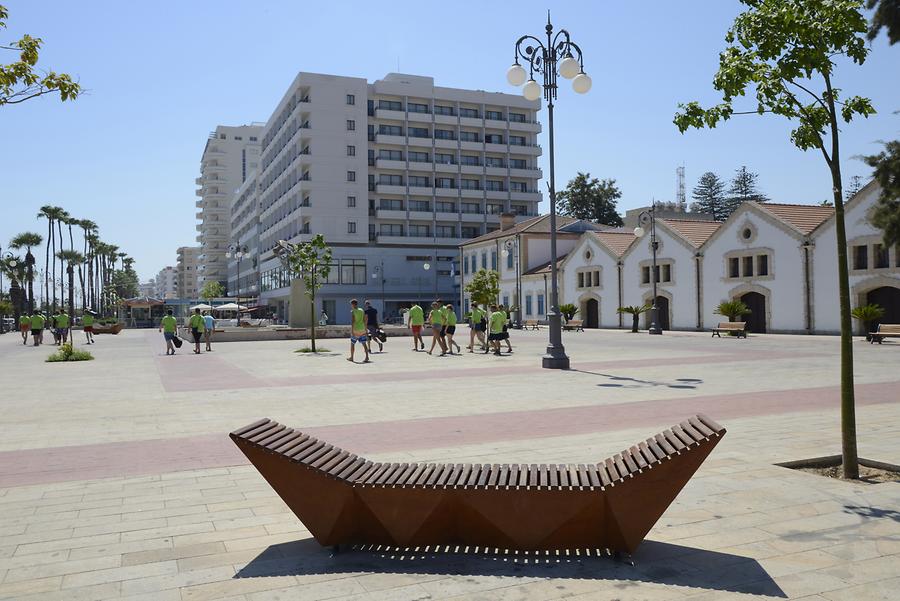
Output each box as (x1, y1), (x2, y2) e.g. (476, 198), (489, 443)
(660, 219), (723, 248)
(589, 231), (638, 257)
(461, 215), (597, 245)
(755, 203), (834, 236)
(522, 253), (568, 276)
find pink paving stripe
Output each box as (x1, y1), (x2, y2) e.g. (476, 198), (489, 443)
(0, 380), (896, 488)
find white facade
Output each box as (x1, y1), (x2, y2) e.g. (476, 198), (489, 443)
(176, 247), (200, 299)
(154, 266), (177, 299)
(196, 124), (263, 288)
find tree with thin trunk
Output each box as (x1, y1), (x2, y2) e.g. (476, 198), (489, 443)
(726, 166), (769, 216)
(674, 0), (876, 479)
(9, 232), (42, 312)
(691, 172), (729, 220)
(57, 250), (83, 323)
(36, 205), (54, 310)
(277, 234), (333, 353)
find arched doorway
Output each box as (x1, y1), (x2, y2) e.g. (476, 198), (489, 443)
(867, 286), (900, 327)
(740, 291), (767, 333)
(585, 298), (599, 328)
(651, 296), (670, 331)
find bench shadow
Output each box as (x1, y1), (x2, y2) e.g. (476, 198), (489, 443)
(234, 538), (785, 597)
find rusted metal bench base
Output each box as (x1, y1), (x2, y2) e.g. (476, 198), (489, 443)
(231, 414), (725, 554)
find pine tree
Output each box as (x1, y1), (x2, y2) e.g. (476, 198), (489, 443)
(725, 166), (769, 216)
(690, 172), (728, 220)
(845, 175), (863, 200)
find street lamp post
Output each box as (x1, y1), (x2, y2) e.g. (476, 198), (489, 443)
(633, 205), (662, 335)
(226, 244), (248, 326)
(422, 262), (431, 303)
(371, 260), (386, 316)
(507, 13), (591, 369)
(2, 250), (17, 333)
(501, 238), (522, 328)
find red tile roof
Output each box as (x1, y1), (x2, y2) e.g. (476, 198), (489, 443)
(590, 231), (637, 257)
(660, 219), (723, 248)
(756, 203), (834, 235)
(522, 253), (569, 276)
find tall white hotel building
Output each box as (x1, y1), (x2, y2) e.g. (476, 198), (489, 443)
(216, 72), (542, 323)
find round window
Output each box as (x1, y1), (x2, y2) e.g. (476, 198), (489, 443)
(584, 250), (592, 261)
(742, 228), (752, 240)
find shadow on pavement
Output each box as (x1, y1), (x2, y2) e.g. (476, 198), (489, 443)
(570, 369), (704, 390)
(235, 538), (785, 597)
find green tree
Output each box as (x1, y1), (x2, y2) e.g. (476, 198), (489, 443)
(691, 172), (729, 220)
(845, 175), (864, 200)
(674, 0), (876, 479)
(200, 280), (224, 301)
(57, 250), (83, 321)
(715, 299), (752, 322)
(0, 5), (81, 106)
(277, 234), (333, 352)
(557, 172), (624, 226)
(617, 304), (651, 333)
(726, 166), (769, 216)
(851, 303), (885, 340)
(9, 231), (41, 312)
(110, 266), (138, 300)
(464, 269), (500, 307)
(867, 0), (900, 43)
(864, 141), (900, 247)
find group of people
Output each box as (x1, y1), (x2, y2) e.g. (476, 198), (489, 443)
(159, 308), (215, 356)
(404, 300), (512, 357)
(347, 299), (387, 363)
(17, 310), (96, 347)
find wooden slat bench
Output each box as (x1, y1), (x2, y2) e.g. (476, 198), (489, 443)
(870, 323), (900, 344)
(231, 414), (726, 554)
(711, 321), (747, 338)
(524, 320), (542, 330)
(562, 319), (584, 332)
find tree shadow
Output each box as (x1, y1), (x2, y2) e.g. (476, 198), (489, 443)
(570, 370), (704, 390)
(844, 505), (900, 522)
(234, 538), (784, 597)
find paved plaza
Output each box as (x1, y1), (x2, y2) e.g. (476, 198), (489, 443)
(0, 328), (899, 600)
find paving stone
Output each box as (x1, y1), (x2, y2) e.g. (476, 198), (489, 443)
(60, 561), (177, 589)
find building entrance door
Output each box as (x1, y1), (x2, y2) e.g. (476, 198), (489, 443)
(653, 296), (670, 331)
(867, 286), (900, 327)
(586, 298), (599, 328)
(740, 291), (767, 333)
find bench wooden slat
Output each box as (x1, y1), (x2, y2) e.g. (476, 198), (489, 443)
(345, 460), (373, 481)
(248, 424), (283, 443)
(400, 463), (426, 487)
(426, 464), (446, 487)
(487, 464), (502, 487)
(654, 433), (676, 456)
(259, 427), (293, 448)
(613, 454), (629, 478)
(621, 450), (639, 473)
(319, 450), (349, 472)
(413, 464), (436, 486)
(585, 465), (601, 488)
(508, 464), (519, 489)
(631, 446), (648, 469)
(605, 458), (620, 482)
(518, 464), (529, 487)
(549, 465), (559, 488)
(463, 464), (481, 488)
(310, 447), (342, 470)
(272, 432), (305, 453)
(662, 430), (686, 452)
(569, 465), (582, 488)
(240, 421), (278, 441)
(539, 464), (549, 487)
(329, 454), (361, 477)
(476, 464), (491, 487)
(290, 439), (325, 461)
(672, 425), (695, 447)
(597, 462), (611, 487)
(697, 414), (725, 435)
(557, 465), (568, 488)
(231, 419), (270, 437)
(304, 444), (335, 466)
(688, 416), (715, 438)
(364, 463), (393, 485)
(680, 421), (705, 443)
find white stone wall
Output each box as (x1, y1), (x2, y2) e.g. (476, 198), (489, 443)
(559, 236), (625, 328)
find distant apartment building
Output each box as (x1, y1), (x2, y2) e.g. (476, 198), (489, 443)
(231, 71), (543, 323)
(196, 124), (263, 290)
(138, 280), (156, 298)
(154, 266), (178, 299)
(176, 247), (200, 299)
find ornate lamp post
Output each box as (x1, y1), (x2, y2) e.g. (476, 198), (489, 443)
(633, 205), (663, 335)
(371, 261), (386, 316)
(226, 244), (248, 325)
(2, 251), (18, 332)
(501, 238), (522, 328)
(506, 13), (591, 369)
(422, 261), (432, 302)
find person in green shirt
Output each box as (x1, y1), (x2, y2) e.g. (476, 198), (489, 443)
(19, 314), (30, 345)
(444, 303), (461, 354)
(347, 298), (371, 363)
(467, 302), (487, 352)
(30, 312), (45, 346)
(82, 311), (95, 345)
(159, 308), (178, 355)
(427, 301), (448, 356)
(49, 312), (60, 345)
(408, 303), (425, 351)
(188, 308), (206, 354)
(488, 304), (506, 356)
(499, 303), (513, 354)
(56, 311), (70, 344)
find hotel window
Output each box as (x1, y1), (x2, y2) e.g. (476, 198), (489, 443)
(379, 174), (403, 186)
(510, 181), (527, 192)
(409, 200), (431, 212)
(507, 251), (513, 269)
(436, 225), (455, 238)
(347, 196), (356, 208)
(509, 112), (526, 123)
(485, 156), (505, 168)
(323, 263), (340, 284)
(434, 105), (454, 116)
(462, 179), (481, 190)
(461, 155), (480, 166)
(874, 243), (889, 268)
(341, 259), (367, 285)
(435, 153), (455, 164)
(409, 224), (430, 237)
(346, 145), (355, 156)
(379, 199), (403, 210)
(757, 254), (769, 276)
(435, 129), (456, 140)
(409, 151), (430, 163)
(409, 127), (430, 138)
(853, 245), (868, 270)
(379, 149), (403, 161)
(526, 295), (533, 316)
(436, 177), (455, 189)
(378, 99), (403, 111)
(509, 135), (527, 146)
(487, 203), (503, 214)
(486, 110), (504, 121)
(346, 171), (356, 182)
(509, 158), (527, 169)
(380, 223), (403, 236)
(437, 201), (456, 212)
(408, 102), (429, 113)
(485, 133), (504, 144)
(486, 180), (505, 191)
(460, 131), (480, 142)
(347, 222), (356, 234)
(729, 257), (740, 278)
(346, 119), (355, 131)
(346, 94), (355, 105)
(742, 256), (754, 277)
(379, 124), (402, 136)
(249, 136), (257, 141)
(503, 295), (510, 308)
(462, 202), (481, 213)
(460, 107), (479, 118)
(409, 176), (430, 188)
(462, 226), (478, 239)
(537, 294), (545, 315)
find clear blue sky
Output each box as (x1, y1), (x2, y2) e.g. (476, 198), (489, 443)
(2, 1), (898, 281)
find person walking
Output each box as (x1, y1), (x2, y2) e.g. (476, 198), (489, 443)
(499, 303), (513, 354)
(203, 311), (215, 351)
(82, 311), (95, 344)
(488, 304), (505, 356)
(56, 310), (70, 345)
(444, 303), (461, 354)
(188, 308), (206, 354)
(363, 300), (383, 353)
(19, 314), (30, 345)
(30, 312), (45, 346)
(347, 299), (371, 363)
(467, 302), (487, 352)
(427, 301), (448, 356)
(159, 308), (178, 355)
(408, 302), (425, 351)
(50, 311), (60, 345)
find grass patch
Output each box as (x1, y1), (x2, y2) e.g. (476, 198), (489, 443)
(295, 347), (331, 353)
(46, 343), (94, 362)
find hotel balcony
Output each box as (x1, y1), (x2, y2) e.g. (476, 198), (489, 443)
(459, 116), (482, 128)
(510, 167), (542, 179)
(511, 190), (542, 203)
(485, 189), (507, 201)
(375, 158), (406, 170)
(434, 114), (457, 126)
(460, 164), (483, 176)
(508, 119), (542, 133)
(375, 133), (406, 146)
(374, 108), (406, 121)
(407, 135), (433, 148)
(459, 140), (482, 152)
(433, 138), (457, 150)
(375, 209), (406, 220)
(406, 110), (431, 123)
(434, 186), (458, 198)
(436, 211), (459, 222)
(434, 161), (457, 174)
(461, 211), (485, 222)
(376, 184), (406, 195)
(485, 166), (506, 177)
(484, 142), (507, 154)
(460, 188), (484, 199)
(408, 210), (433, 221)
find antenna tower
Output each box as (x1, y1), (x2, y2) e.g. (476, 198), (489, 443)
(676, 165), (686, 210)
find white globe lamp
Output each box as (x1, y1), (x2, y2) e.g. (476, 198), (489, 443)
(522, 79), (542, 101)
(506, 64), (527, 86)
(633, 226), (645, 238)
(558, 56), (580, 79)
(572, 72), (592, 94)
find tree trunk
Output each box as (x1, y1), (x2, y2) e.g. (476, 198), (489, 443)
(631, 313), (639, 333)
(44, 219), (52, 312)
(67, 264), (75, 339)
(310, 296), (316, 352)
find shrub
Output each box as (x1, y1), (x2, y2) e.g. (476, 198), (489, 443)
(715, 300), (751, 322)
(46, 342), (94, 362)
(851, 304), (885, 340)
(559, 303), (579, 321)
(617, 304), (651, 333)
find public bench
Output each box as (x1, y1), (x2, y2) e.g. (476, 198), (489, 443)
(711, 321), (747, 338)
(230, 414), (726, 555)
(524, 320), (542, 330)
(870, 323), (900, 344)
(562, 319), (584, 332)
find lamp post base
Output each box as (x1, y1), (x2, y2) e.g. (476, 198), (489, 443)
(648, 306), (663, 335)
(543, 312), (570, 369)
(542, 353), (571, 369)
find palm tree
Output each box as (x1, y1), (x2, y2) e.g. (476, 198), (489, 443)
(57, 250), (84, 319)
(37, 205), (55, 311)
(55, 209), (70, 308)
(85, 232), (99, 309)
(9, 232), (43, 313)
(617, 304), (651, 333)
(75, 219), (96, 310)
